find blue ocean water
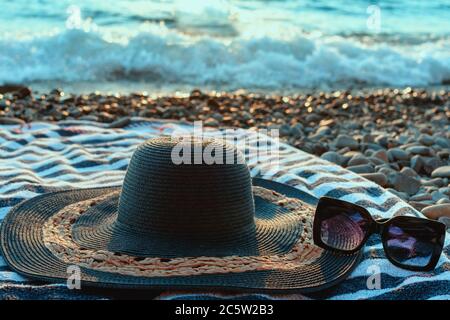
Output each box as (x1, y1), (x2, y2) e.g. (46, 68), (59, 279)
(1, 0), (450, 92)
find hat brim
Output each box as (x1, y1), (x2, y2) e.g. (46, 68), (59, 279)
(71, 186), (302, 258)
(0, 178), (361, 293)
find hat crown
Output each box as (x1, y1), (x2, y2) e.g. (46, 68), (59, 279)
(117, 137), (256, 242)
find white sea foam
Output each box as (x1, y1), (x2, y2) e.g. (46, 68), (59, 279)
(1, 25), (449, 90)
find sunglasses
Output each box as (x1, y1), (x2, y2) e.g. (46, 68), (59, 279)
(313, 197), (446, 271)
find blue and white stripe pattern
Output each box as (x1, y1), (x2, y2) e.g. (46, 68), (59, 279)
(0, 119), (448, 300)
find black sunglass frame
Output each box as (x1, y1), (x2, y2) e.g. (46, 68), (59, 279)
(313, 197), (446, 271)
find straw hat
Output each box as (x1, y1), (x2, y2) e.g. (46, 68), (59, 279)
(0, 137), (359, 293)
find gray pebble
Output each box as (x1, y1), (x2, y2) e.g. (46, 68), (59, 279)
(410, 193), (432, 201)
(320, 151), (343, 165)
(388, 148), (410, 161)
(439, 187), (450, 196)
(347, 164), (375, 174)
(431, 165), (450, 178)
(374, 135), (389, 148)
(348, 155), (370, 166)
(424, 158), (445, 175)
(335, 134), (359, 150)
(431, 191), (447, 202)
(410, 155), (424, 173)
(373, 149), (388, 162)
(290, 124), (304, 138)
(435, 137), (450, 148)
(360, 173), (388, 187)
(406, 146), (432, 156)
(368, 156), (386, 166)
(422, 177), (445, 188)
(400, 167), (420, 179)
(387, 188), (409, 201)
(418, 134), (434, 146)
(387, 172), (421, 196)
(279, 124), (291, 137)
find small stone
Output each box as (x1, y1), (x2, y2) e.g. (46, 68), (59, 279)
(79, 115), (99, 122)
(410, 201), (432, 211)
(0, 117), (25, 125)
(305, 113), (321, 123)
(207, 98), (220, 109)
(279, 124), (291, 137)
(373, 150), (388, 162)
(211, 112), (223, 121)
(422, 204), (450, 220)
(387, 188), (409, 201)
(438, 150), (450, 159)
(312, 143), (328, 156)
(138, 109), (152, 117)
(360, 173), (388, 187)
(424, 186), (439, 193)
(347, 155), (370, 166)
(410, 193), (432, 201)
(0, 84), (31, 99)
(437, 198), (450, 204)
(98, 112), (114, 123)
(365, 149), (374, 157)
(424, 158), (445, 175)
(368, 156), (385, 166)
(400, 167), (420, 179)
(431, 191), (447, 202)
(377, 165), (397, 176)
(418, 134), (434, 146)
(81, 105), (92, 113)
(320, 151), (343, 165)
(392, 119), (405, 127)
(189, 89), (203, 98)
(68, 106), (82, 117)
(422, 178), (445, 188)
(315, 126), (331, 137)
(240, 111), (252, 122)
(338, 147), (351, 155)
(335, 134), (359, 150)
(364, 143), (385, 151)
(362, 134), (374, 143)
(347, 164), (375, 174)
(319, 119), (336, 127)
(290, 124), (304, 138)
(410, 155), (424, 173)
(374, 135), (389, 148)
(388, 148), (410, 161)
(439, 187), (450, 196)
(435, 137), (450, 148)
(387, 172), (421, 196)
(397, 134), (409, 145)
(343, 151), (362, 158)
(406, 146), (432, 156)
(431, 166), (450, 178)
(204, 117), (219, 127)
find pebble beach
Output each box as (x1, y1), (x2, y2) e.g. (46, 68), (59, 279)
(1, 86), (449, 221)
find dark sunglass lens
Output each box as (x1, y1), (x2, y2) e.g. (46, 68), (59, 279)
(385, 220), (440, 268)
(319, 204), (370, 251)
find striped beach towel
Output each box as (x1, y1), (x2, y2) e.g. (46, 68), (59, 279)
(0, 119), (448, 300)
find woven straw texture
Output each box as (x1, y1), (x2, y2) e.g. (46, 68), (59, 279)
(1, 146), (360, 293)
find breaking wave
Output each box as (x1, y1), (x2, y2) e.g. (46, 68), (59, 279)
(1, 25), (450, 90)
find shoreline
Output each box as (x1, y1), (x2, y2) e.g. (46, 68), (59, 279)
(22, 81), (450, 96)
(0, 86), (449, 216)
